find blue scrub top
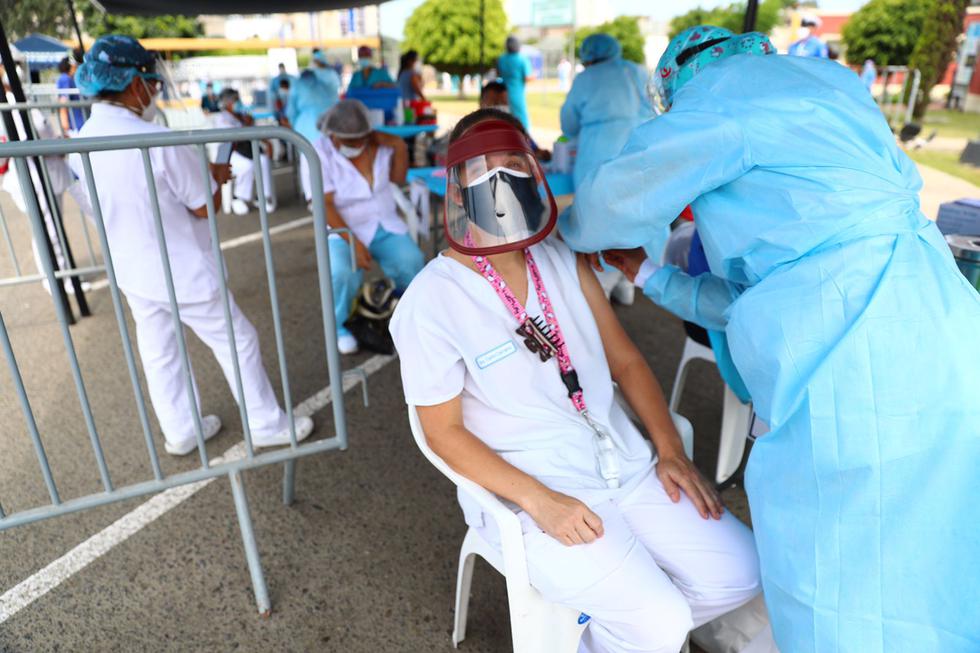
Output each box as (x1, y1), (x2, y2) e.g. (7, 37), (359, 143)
(347, 66), (394, 91)
(56, 73), (86, 130)
(497, 51), (532, 129)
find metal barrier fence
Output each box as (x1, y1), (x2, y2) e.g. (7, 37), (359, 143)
(876, 66), (921, 128)
(0, 125), (355, 616)
(0, 99), (101, 294)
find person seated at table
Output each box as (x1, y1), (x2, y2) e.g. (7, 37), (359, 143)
(213, 88), (277, 215)
(313, 99), (424, 355)
(389, 108), (776, 653)
(479, 81), (550, 161)
(347, 46), (396, 91)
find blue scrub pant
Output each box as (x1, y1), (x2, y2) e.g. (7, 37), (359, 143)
(329, 227), (424, 337)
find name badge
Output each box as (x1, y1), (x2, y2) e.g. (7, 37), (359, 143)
(475, 340), (517, 369)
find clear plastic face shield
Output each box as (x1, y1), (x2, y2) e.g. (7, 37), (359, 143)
(445, 121), (556, 255)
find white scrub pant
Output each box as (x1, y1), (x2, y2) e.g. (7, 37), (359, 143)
(126, 291), (288, 448)
(230, 151), (275, 204)
(478, 470), (773, 653)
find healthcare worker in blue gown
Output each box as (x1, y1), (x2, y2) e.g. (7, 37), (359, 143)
(561, 25), (980, 653)
(287, 70), (338, 201)
(497, 35), (533, 129)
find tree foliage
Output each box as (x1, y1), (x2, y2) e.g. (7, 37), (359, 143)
(908, 0), (970, 119)
(841, 0), (928, 67)
(402, 0), (508, 77)
(668, 0), (789, 39)
(574, 16), (645, 64)
(0, 0), (201, 42)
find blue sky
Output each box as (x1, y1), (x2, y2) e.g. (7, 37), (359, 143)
(379, 0), (869, 39)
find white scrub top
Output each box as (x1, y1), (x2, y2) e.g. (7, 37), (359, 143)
(212, 109), (242, 129)
(390, 238), (654, 527)
(71, 103), (219, 303)
(312, 135), (407, 245)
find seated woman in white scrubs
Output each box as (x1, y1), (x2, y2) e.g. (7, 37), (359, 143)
(390, 110), (774, 653)
(313, 99), (424, 354)
(212, 88), (276, 215)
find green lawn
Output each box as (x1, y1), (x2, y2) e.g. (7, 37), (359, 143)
(430, 91), (566, 132)
(921, 109), (980, 140)
(907, 148), (980, 187)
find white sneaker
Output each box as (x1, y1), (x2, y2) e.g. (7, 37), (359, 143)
(253, 415), (314, 448)
(164, 414), (222, 456)
(231, 198), (250, 215)
(338, 333), (359, 355)
(611, 278), (635, 306)
(264, 198), (278, 214)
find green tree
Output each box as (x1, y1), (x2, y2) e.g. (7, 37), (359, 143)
(403, 0), (508, 83)
(0, 1), (200, 42)
(907, 0), (970, 119)
(573, 16), (645, 64)
(841, 0), (928, 66)
(668, 0), (789, 39)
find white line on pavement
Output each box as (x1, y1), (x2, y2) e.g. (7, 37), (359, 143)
(87, 214), (315, 292)
(0, 353), (396, 625)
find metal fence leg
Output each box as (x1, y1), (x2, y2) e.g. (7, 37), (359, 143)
(282, 460), (296, 507)
(228, 470), (271, 617)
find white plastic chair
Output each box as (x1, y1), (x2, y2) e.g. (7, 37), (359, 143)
(408, 400), (694, 652)
(669, 336), (754, 484)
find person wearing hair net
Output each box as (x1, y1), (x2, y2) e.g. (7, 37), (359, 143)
(286, 70), (338, 201)
(71, 35), (314, 456)
(212, 87), (277, 215)
(312, 99), (424, 354)
(562, 25), (980, 652)
(308, 50), (341, 103)
(560, 33), (662, 305)
(497, 36), (533, 129)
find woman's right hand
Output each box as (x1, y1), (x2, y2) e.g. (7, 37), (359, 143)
(524, 488), (604, 546)
(354, 239), (373, 270)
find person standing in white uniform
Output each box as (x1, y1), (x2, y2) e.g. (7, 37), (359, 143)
(312, 99), (424, 354)
(72, 35), (312, 455)
(212, 88), (277, 216)
(390, 110), (776, 653)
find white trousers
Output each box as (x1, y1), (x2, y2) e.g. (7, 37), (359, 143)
(479, 470), (775, 653)
(126, 292), (288, 448)
(230, 151), (275, 204)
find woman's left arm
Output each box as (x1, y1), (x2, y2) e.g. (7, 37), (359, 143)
(411, 73), (427, 101)
(575, 254), (723, 519)
(374, 131), (409, 185)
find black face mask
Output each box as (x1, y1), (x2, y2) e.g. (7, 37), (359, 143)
(460, 168), (545, 238)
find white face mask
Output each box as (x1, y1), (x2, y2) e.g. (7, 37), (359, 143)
(798, 27), (811, 39)
(339, 143), (366, 159)
(138, 77), (161, 122)
(413, 61), (423, 74)
(490, 104), (510, 114)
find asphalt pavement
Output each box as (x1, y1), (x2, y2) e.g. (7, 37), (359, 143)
(0, 170), (748, 652)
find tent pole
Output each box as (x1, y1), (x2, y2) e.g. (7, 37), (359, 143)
(743, 0), (759, 33)
(376, 4), (384, 66)
(0, 19), (78, 324)
(479, 0), (485, 86)
(66, 0), (86, 54)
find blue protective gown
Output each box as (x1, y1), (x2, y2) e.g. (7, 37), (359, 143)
(286, 74), (337, 146)
(560, 56), (654, 189)
(497, 52), (532, 129)
(310, 67), (341, 106)
(347, 66), (394, 91)
(561, 53), (980, 652)
(269, 72), (296, 105)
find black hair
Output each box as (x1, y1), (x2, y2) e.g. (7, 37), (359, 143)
(479, 80), (507, 100)
(58, 57), (71, 74)
(449, 108), (527, 143)
(398, 49), (419, 78)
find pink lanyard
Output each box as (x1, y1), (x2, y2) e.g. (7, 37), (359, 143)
(472, 248), (586, 412)
(472, 248), (621, 488)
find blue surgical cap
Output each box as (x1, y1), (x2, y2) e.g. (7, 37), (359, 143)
(313, 50), (328, 64)
(76, 34), (161, 96)
(580, 33), (622, 64)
